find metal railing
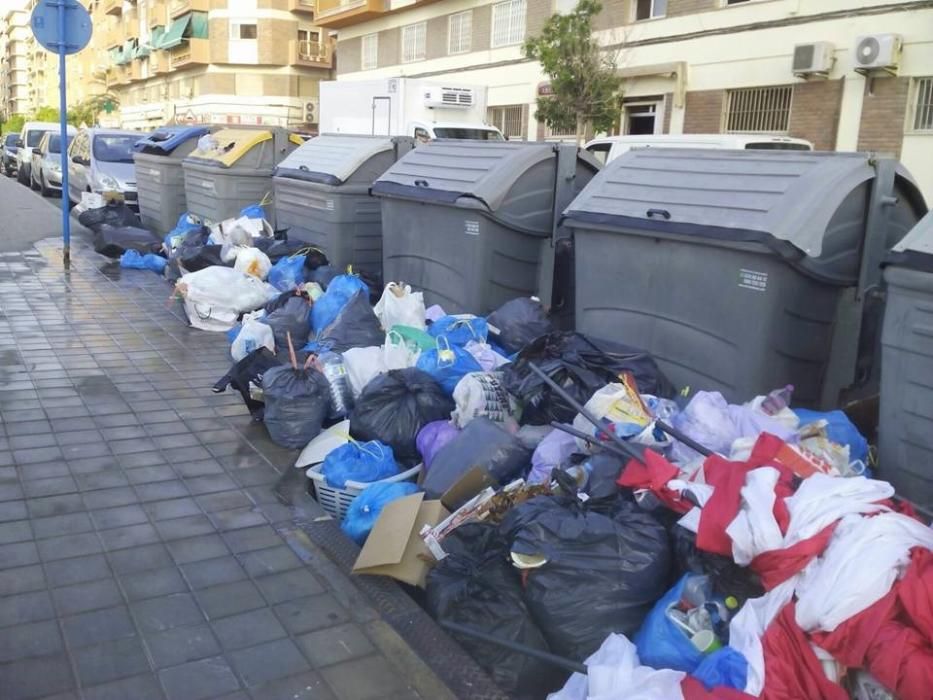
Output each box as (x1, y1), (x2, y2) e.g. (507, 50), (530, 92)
(296, 40), (329, 61)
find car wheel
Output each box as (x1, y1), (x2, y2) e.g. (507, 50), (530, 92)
(17, 167), (26, 185)
(30, 171), (39, 191)
(40, 172), (52, 197)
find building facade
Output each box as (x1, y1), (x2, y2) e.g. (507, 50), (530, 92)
(1, 5), (31, 120)
(322, 0), (933, 200)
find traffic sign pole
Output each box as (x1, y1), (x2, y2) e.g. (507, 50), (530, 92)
(57, 0), (70, 268)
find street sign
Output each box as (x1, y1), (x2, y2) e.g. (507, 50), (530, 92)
(30, 0), (93, 269)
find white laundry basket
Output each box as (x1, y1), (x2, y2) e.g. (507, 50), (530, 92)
(306, 463), (422, 520)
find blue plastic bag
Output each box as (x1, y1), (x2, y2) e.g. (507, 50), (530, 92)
(163, 212), (201, 253)
(634, 575), (705, 673)
(268, 255), (306, 292)
(321, 440), (399, 488)
(691, 647), (748, 691)
(226, 323), (242, 344)
(794, 408), (869, 464)
(416, 340), (483, 395)
(119, 250), (167, 273)
(341, 481), (419, 545)
(428, 315), (488, 346)
(239, 203), (266, 220)
(310, 274), (370, 332)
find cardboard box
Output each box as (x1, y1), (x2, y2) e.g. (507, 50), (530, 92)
(440, 466), (497, 511)
(352, 493), (449, 588)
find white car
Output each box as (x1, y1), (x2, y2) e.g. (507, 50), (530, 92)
(583, 134), (814, 165)
(15, 121), (67, 186)
(30, 131), (74, 196)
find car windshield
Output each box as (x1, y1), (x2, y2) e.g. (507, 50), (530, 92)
(4, 134), (18, 147)
(27, 130), (52, 147)
(48, 135), (73, 154)
(432, 128), (504, 141)
(92, 134), (138, 163)
(745, 142), (811, 151)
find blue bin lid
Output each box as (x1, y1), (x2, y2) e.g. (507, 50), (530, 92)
(134, 126), (211, 154)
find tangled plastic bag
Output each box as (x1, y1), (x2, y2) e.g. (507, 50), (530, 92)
(374, 282), (426, 331)
(341, 481), (419, 545)
(321, 440), (399, 488)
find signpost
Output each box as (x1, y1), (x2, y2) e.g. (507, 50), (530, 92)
(30, 0), (92, 269)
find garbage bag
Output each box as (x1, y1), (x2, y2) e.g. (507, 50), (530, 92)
(528, 429), (578, 484)
(415, 340), (483, 395)
(341, 481), (420, 545)
(487, 297), (554, 354)
(315, 291), (383, 353)
(383, 330), (421, 370)
(212, 348), (285, 421)
(261, 365), (331, 449)
(311, 274), (370, 332)
(268, 255), (307, 291)
(93, 225), (162, 258)
(451, 372), (515, 428)
(234, 247), (272, 280)
(342, 346), (386, 398)
(240, 203), (266, 221)
(503, 332), (675, 425)
(464, 340), (510, 371)
(670, 525), (765, 603)
(428, 315), (488, 346)
(231, 319), (275, 362)
(794, 408), (869, 464)
(322, 440), (399, 488)
(309, 264), (339, 289)
(634, 575), (706, 673)
(504, 495), (672, 660)
(78, 201), (141, 231)
(373, 283), (426, 331)
(260, 296), (310, 353)
(177, 267), (278, 333)
(256, 238), (324, 266)
(119, 250), (167, 273)
(350, 368), (454, 466)
(692, 647), (748, 692)
(423, 417), (531, 500)
(416, 421), (460, 471)
(426, 523), (564, 698)
(163, 213), (202, 255)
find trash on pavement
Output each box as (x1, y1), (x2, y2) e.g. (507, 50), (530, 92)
(174, 266), (277, 332)
(93, 225), (163, 259)
(212, 347), (284, 421)
(295, 420), (350, 469)
(341, 481), (420, 545)
(261, 344), (331, 449)
(486, 296), (554, 355)
(119, 249), (167, 273)
(415, 339), (483, 395)
(230, 319), (275, 363)
(321, 440), (399, 489)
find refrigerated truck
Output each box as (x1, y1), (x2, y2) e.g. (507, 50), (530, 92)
(319, 78), (504, 142)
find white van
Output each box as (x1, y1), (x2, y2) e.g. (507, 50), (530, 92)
(15, 121), (62, 185)
(583, 134), (813, 165)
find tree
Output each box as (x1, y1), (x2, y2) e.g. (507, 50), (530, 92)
(33, 106), (61, 123)
(2, 114), (25, 136)
(68, 93), (120, 128)
(523, 0), (622, 144)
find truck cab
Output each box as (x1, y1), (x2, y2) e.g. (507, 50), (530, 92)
(410, 121), (503, 143)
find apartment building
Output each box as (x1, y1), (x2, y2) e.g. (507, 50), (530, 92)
(322, 0), (933, 200)
(0, 5), (30, 120)
(87, 0), (333, 130)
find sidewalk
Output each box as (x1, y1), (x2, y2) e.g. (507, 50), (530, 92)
(0, 178), (489, 700)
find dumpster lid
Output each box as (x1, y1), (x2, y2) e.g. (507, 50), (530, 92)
(133, 125), (211, 154)
(185, 128), (272, 168)
(371, 141), (559, 211)
(887, 210), (933, 272)
(563, 149), (920, 258)
(276, 134), (397, 185)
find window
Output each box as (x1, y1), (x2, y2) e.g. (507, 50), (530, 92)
(361, 33), (378, 70)
(297, 28), (320, 44)
(624, 102), (660, 134)
(586, 142), (612, 164)
(724, 86), (793, 133)
(492, 0), (526, 48)
(230, 22), (257, 40)
(554, 0), (577, 13)
(448, 11), (472, 55)
(635, 0), (666, 20)
(401, 22), (426, 63)
(724, 0), (752, 4)
(92, 135), (137, 164)
(910, 77), (933, 132)
(487, 105), (527, 139)
(414, 127), (430, 144)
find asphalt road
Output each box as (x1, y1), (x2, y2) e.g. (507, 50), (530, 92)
(0, 170), (90, 254)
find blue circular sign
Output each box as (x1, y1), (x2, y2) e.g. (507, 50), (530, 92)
(30, 0), (92, 55)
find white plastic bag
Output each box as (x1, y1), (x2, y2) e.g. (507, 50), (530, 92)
(341, 346), (386, 397)
(571, 382), (652, 451)
(373, 282), (426, 331)
(231, 319), (275, 362)
(451, 372), (515, 428)
(177, 267), (277, 332)
(234, 247), (272, 280)
(383, 330), (420, 370)
(464, 340), (510, 371)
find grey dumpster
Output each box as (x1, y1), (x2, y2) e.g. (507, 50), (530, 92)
(181, 127), (301, 225)
(273, 134), (413, 279)
(879, 210), (933, 510)
(372, 141), (600, 315)
(563, 149), (927, 407)
(133, 125), (211, 234)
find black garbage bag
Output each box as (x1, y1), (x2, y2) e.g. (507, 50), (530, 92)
(503, 331), (676, 425)
(260, 296), (310, 353)
(503, 495), (672, 661)
(426, 523), (565, 699)
(264, 289), (309, 314)
(212, 348), (285, 421)
(671, 524), (764, 604)
(309, 264), (339, 290)
(487, 297), (554, 354)
(423, 417), (531, 503)
(93, 225), (163, 258)
(314, 290), (383, 353)
(350, 368), (454, 465)
(78, 202), (141, 232)
(262, 365), (331, 449)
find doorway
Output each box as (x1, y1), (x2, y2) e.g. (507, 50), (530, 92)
(623, 100), (663, 135)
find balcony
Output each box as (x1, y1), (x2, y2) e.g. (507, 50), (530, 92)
(170, 0), (209, 19)
(129, 60), (144, 82)
(123, 18), (140, 40)
(169, 38), (209, 69)
(290, 39), (332, 68)
(289, 0), (315, 14)
(103, 0), (121, 16)
(150, 51), (169, 75)
(314, 0), (384, 28)
(149, 0), (167, 27)
(105, 29), (121, 49)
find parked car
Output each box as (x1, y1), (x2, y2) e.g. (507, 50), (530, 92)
(68, 128), (143, 209)
(31, 131), (74, 196)
(2, 133), (19, 176)
(583, 133), (814, 165)
(15, 121), (61, 185)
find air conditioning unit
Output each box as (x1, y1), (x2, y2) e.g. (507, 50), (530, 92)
(423, 86), (475, 109)
(853, 33), (902, 74)
(304, 99), (317, 123)
(792, 42), (834, 77)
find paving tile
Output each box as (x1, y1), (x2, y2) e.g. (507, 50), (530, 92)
(181, 556), (247, 590)
(144, 623), (222, 669)
(0, 653), (75, 700)
(174, 459), (224, 479)
(75, 470), (131, 492)
(44, 554), (111, 588)
(143, 497), (201, 521)
(67, 457), (119, 475)
(99, 523), (160, 551)
(22, 476), (77, 499)
(61, 442), (112, 460)
(131, 593), (204, 634)
(14, 446), (63, 465)
(211, 608), (287, 651)
(135, 481), (189, 503)
(83, 487), (138, 510)
(9, 432), (58, 450)
(166, 533), (229, 565)
(72, 636), (151, 687)
(154, 515), (216, 541)
(0, 539), (40, 567)
(184, 474), (238, 496)
(196, 491), (251, 513)
(62, 606), (136, 648)
(229, 639), (311, 688)
(90, 504), (149, 530)
(82, 673), (164, 700)
(295, 624), (375, 669)
(0, 481), (24, 501)
(0, 519), (33, 544)
(125, 465), (177, 485)
(0, 499), (28, 523)
(107, 543), (174, 575)
(158, 656), (242, 700)
(27, 493), (85, 518)
(18, 461), (70, 480)
(117, 451), (168, 469)
(195, 580), (265, 620)
(37, 532), (102, 562)
(53, 578), (123, 616)
(318, 655), (410, 700)
(100, 426), (148, 442)
(256, 569), (326, 607)
(56, 429), (104, 446)
(32, 512), (94, 539)
(273, 594), (351, 636)
(120, 567), (188, 602)
(246, 671), (336, 700)
(237, 546), (303, 578)
(0, 619), (62, 667)
(5, 420), (52, 436)
(153, 433), (200, 450)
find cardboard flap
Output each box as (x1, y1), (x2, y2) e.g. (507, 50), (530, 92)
(441, 466), (497, 511)
(353, 492), (424, 570)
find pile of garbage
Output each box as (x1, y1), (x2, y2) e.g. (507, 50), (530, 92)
(105, 222), (933, 700)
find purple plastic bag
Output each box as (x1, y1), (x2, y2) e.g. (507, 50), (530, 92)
(416, 421), (460, 472)
(528, 429), (578, 484)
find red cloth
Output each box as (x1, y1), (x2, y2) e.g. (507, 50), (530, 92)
(750, 523), (837, 591)
(759, 604), (848, 700)
(617, 449), (692, 515)
(680, 676), (755, 700)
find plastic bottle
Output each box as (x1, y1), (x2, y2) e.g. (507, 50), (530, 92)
(761, 384), (794, 415)
(680, 575), (713, 609)
(319, 351), (354, 419)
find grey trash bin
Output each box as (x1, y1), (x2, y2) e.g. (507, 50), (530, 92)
(371, 141), (600, 315)
(133, 125), (212, 234)
(181, 127), (300, 225)
(879, 210), (933, 510)
(563, 149), (927, 407)
(273, 134), (413, 279)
